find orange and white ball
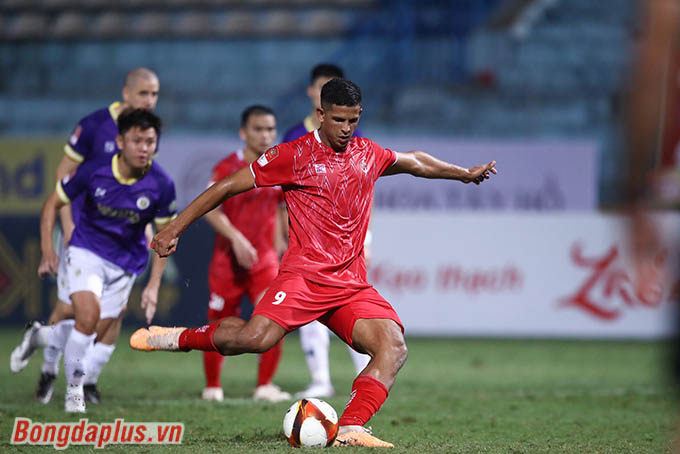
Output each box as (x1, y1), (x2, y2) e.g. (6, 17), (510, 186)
(282, 398), (338, 448)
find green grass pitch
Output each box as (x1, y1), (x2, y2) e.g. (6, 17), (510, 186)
(0, 327), (676, 453)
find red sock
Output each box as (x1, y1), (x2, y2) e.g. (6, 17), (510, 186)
(338, 375), (389, 427)
(178, 321), (220, 351)
(257, 338), (284, 386)
(203, 351), (224, 388)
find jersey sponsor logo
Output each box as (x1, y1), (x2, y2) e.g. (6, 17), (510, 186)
(257, 146), (279, 167)
(136, 196), (150, 210)
(69, 125), (82, 146)
(94, 187), (107, 198)
(104, 141), (116, 153)
(97, 203), (141, 224)
(313, 163), (327, 174)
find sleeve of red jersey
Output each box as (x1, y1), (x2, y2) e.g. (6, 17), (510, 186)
(371, 140), (398, 179)
(250, 144), (295, 188)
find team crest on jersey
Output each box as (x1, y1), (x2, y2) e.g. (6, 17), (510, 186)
(105, 141), (116, 153)
(136, 195), (150, 210)
(313, 163), (327, 174)
(257, 146), (279, 167)
(69, 125), (82, 146)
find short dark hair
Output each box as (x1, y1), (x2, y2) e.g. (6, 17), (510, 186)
(311, 63), (344, 83)
(320, 78), (362, 108)
(118, 108), (162, 136)
(240, 105), (275, 128)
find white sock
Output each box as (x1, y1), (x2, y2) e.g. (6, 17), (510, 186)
(33, 325), (52, 348)
(64, 329), (95, 387)
(84, 343), (115, 385)
(299, 321), (331, 386)
(42, 319), (75, 376)
(348, 346), (371, 375)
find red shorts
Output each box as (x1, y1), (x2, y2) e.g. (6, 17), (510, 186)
(207, 265), (278, 319)
(252, 272), (404, 348)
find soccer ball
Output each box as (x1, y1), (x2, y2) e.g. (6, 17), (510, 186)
(282, 398), (338, 448)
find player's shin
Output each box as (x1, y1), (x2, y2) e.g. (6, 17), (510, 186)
(178, 320), (222, 351)
(84, 342), (115, 385)
(43, 319), (75, 375)
(64, 329), (96, 387)
(63, 329), (95, 412)
(338, 375), (389, 428)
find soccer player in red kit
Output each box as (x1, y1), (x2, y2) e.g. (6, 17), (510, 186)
(132, 79), (497, 447)
(202, 105), (290, 403)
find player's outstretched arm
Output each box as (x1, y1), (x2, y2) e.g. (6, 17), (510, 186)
(382, 150), (497, 184)
(38, 192), (67, 277)
(152, 166), (255, 257)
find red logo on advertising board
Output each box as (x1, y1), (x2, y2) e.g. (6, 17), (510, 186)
(369, 262), (523, 294)
(559, 242), (669, 320)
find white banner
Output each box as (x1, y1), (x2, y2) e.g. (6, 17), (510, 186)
(371, 137), (598, 211)
(155, 136), (598, 211)
(369, 212), (678, 338)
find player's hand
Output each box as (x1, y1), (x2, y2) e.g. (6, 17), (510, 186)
(152, 228), (179, 257)
(37, 249), (59, 278)
(141, 283), (159, 324)
(466, 160), (497, 184)
(231, 232), (258, 270)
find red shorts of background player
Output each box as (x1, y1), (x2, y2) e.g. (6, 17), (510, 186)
(252, 271), (404, 349)
(208, 265), (279, 319)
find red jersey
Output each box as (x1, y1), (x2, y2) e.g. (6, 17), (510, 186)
(209, 150), (283, 281)
(251, 130), (397, 289)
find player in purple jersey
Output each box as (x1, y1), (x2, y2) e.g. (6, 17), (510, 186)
(283, 63), (369, 399)
(37, 109), (176, 413)
(10, 68), (162, 405)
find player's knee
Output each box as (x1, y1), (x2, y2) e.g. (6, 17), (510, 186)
(394, 340), (408, 370)
(381, 334), (408, 371)
(75, 314), (98, 334)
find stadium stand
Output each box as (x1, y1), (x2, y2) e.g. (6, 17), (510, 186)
(0, 0), (632, 155)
